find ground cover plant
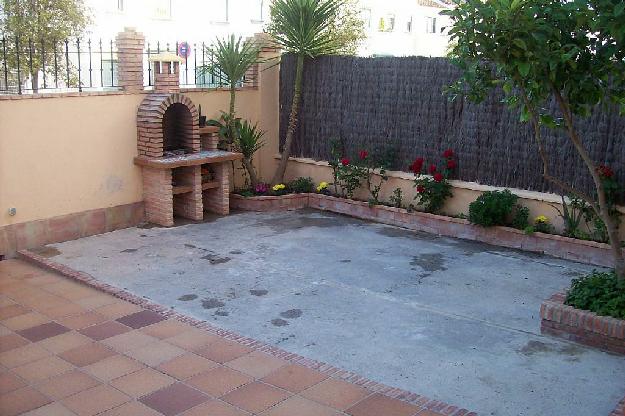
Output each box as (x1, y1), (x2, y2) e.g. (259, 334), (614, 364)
(468, 189), (528, 228)
(566, 270), (625, 319)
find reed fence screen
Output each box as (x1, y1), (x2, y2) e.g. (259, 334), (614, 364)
(279, 54), (625, 201)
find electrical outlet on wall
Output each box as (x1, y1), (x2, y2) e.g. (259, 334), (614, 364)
(8, 208), (16, 216)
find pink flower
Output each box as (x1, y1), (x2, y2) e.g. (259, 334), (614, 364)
(359, 150), (369, 160)
(433, 172), (444, 182)
(410, 157), (424, 174)
(417, 185), (425, 193)
(447, 159), (457, 170)
(443, 149), (454, 158)
(428, 164), (437, 174)
(341, 158), (350, 166)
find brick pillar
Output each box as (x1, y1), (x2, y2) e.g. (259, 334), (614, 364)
(142, 167), (174, 226)
(203, 163), (230, 215)
(153, 61), (181, 93)
(116, 27), (145, 92)
(173, 166), (203, 221)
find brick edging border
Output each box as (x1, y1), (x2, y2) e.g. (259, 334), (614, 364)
(230, 193), (615, 267)
(18, 248), (476, 416)
(540, 292), (625, 355)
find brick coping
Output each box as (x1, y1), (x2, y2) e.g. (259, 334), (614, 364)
(540, 291), (625, 355)
(230, 193), (615, 266)
(18, 248), (477, 416)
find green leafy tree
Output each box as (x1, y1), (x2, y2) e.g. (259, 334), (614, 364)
(200, 35), (261, 146)
(443, 0), (625, 279)
(327, 0), (366, 55)
(0, 0), (91, 92)
(267, 0), (344, 185)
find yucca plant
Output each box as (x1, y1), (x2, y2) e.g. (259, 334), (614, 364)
(235, 120), (266, 187)
(200, 35), (261, 146)
(268, 0), (344, 184)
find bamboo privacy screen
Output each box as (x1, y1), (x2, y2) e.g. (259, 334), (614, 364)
(279, 54), (625, 201)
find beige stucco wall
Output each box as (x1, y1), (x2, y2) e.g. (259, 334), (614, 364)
(0, 88), (261, 227)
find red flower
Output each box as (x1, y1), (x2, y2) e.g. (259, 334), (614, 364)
(341, 158), (350, 166)
(428, 164), (438, 174)
(359, 150), (368, 160)
(443, 149), (454, 159)
(597, 165), (614, 178)
(447, 159), (457, 169)
(416, 185), (425, 193)
(410, 157), (424, 174)
(433, 172), (444, 182)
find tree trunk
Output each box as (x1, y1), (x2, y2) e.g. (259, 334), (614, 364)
(229, 82), (236, 122)
(242, 157), (259, 188)
(31, 73), (39, 93)
(271, 54), (304, 185)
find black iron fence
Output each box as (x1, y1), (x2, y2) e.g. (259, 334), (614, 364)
(0, 35), (234, 94)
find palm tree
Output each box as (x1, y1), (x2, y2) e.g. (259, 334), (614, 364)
(235, 121), (266, 187)
(268, 0), (344, 185)
(200, 35), (261, 144)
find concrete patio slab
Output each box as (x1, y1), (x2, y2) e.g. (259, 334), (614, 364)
(42, 209), (625, 416)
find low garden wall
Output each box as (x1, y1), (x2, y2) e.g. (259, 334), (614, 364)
(230, 193), (615, 267)
(540, 292), (625, 355)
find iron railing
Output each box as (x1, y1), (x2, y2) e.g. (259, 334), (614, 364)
(0, 35), (239, 95)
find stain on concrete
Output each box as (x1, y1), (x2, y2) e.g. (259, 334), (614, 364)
(120, 248), (138, 253)
(271, 318), (289, 327)
(280, 309), (303, 319)
(215, 310), (229, 316)
(177, 294), (198, 301)
(376, 226), (437, 241)
(257, 210), (362, 233)
(519, 340), (586, 357)
(201, 254), (231, 265)
(202, 298), (225, 309)
(31, 246), (62, 258)
(184, 243), (197, 249)
(340, 259), (351, 263)
(139, 234), (148, 238)
(250, 289), (268, 296)
(410, 253), (447, 273)
(230, 250), (244, 255)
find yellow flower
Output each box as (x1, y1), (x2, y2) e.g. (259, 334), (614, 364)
(272, 184), (286, 191)
(535, 215), (549, 224)
(317, 182), (328, 192)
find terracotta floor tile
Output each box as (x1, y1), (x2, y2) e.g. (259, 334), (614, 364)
(37, 331), (92, 354)
(0, 304), (31, 320)
(62, 384), (131, 416)
(0, 371), (27, 394)
(2, 311), (50, 331)
(0, 333), (30, 353)
(141, 319), (191, 339)
(346, 394), (421, 416)
(116, 310), (165, 329)
(194, 339), (253, 363)
(57, 312), (108, 330)
(261, 364), (328, 393)
(95, 302), (143, 320)
(101, 330), (158, 352)
(262, 395), (343, 416)
(78, 321), (131, 341)
(139, 382), (209, 416)
(181, 399), (250, 416)
(58, 342), (116, 367)
(23, 293), (68, 311)
(99, 401), (162, 416)
(125, 340), (185, 366)
(42, 304), (88, 319)
(83, 354), (144, 381)
(44, 282), (99, 301)
(0, 386), (52, 416)
(226, 351), (287, 379)
(0, 296), (15, 307)
(221, 381), (291, 413)
(22, 402), (78, 416)
(165, 329), (222, 351)
(75, 294), (119, 309)
(36, 369), (100, 400)
(0, 324), (12, 336)
(13, 355), (74, 383)
(0, 343), (51, 368)
(157, 352), (219, 380)
(22, 273), (63, 287)
(18, 321), (70, 342)
(414, 411), (445, 416)
(186, 366), (253, 397)
(110, 367), (175, 398)
(300, 377), (371, 410)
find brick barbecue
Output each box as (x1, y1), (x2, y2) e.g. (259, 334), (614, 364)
(134, 52), (241, 226)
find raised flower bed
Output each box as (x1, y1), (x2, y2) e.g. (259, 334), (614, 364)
(230, 192), (615, 267)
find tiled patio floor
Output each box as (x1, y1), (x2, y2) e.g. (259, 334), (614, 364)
(0, 259), (448, 416)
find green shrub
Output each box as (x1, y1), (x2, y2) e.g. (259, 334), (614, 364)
(565, 271), (625, 319)
(469, 189), (521, 227)
(512, 205), (530, 230)
(289, 177), (315, 193)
